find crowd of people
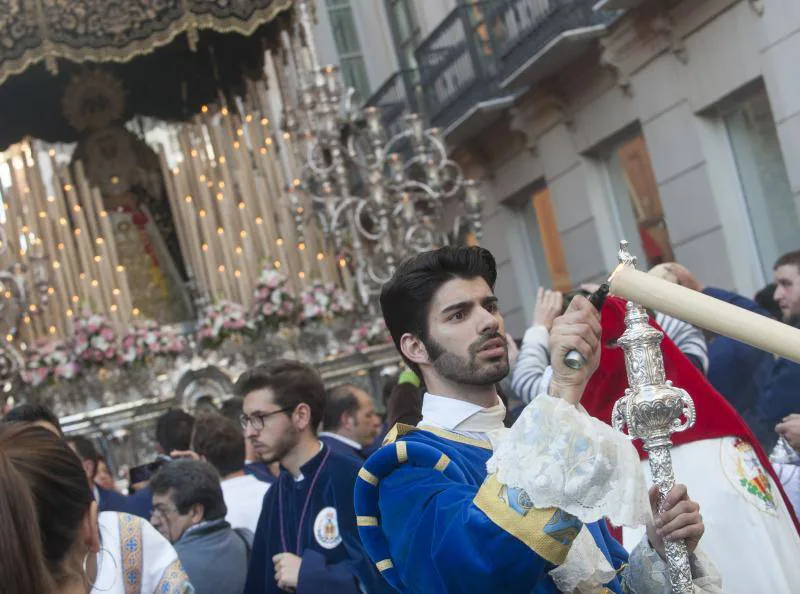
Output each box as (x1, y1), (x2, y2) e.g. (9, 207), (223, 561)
(1, 244), (800, 593)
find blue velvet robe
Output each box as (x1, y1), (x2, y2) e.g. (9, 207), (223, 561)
(354, 425), (629, 594)
(244, 443), (392, 594)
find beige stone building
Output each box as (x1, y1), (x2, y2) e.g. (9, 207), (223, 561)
(313, 0), (799, 337)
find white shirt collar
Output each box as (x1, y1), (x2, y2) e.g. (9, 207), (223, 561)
(420, 393), (489, 431)
(318, 431), (362, 451)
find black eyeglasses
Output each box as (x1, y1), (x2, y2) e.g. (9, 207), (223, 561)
(240, 406), (294, 431)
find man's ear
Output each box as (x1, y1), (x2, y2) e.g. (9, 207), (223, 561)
(293, 403), (312, 431)
(189, 503), (205, 524)
(399, 333), (429, 367)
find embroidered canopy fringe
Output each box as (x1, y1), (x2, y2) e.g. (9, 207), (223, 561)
(487, 393), (652, 527)
(0, 0), (293, 86)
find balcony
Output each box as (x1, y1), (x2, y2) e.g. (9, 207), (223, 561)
(489, 0), (619, 90)
(365, 69), (420, 141)
(413, 2), (519, 144)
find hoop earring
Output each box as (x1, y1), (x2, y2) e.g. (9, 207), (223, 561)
(82, 547), (118, 592)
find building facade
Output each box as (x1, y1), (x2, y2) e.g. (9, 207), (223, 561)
(313, 0), (799, 338)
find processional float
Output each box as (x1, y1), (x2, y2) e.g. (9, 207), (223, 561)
(570, 240), (800, 593)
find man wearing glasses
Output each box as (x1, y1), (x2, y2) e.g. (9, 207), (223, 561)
(238, 360), (391, 594)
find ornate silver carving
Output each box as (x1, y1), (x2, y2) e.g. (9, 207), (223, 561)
(611, 241), (696, 594)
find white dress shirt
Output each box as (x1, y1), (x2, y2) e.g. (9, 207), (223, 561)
(318, 431), (363, 452)
(419, 392), (506, 443)
(220, 473), (269, 533)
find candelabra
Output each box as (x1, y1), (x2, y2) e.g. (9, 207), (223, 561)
(610, 241), (696, 593)
(279, 0), (483, 305)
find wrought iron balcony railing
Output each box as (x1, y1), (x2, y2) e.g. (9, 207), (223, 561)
(365, 69), (419, 140)
(413, 2), (501, 133)
(409, 0), (617, 137)
(487, 0), (619, 89)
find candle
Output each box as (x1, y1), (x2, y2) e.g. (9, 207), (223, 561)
(609, 265), (800, 364)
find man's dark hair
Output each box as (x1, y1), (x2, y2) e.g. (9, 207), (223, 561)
(233, 360), (326, 431)
(774, 250), (800, 272)
(191, 413), (245, 477)
(150, 459), (227, 521)
(380, 246), (497, 371)
(755, 283), (782, 320)
(322, 384), (362, 431)
(3, 403), (63, 435)
(155, 409), (195, 454)
(219, 397), (244, 424)
(65, 435), (99, 478)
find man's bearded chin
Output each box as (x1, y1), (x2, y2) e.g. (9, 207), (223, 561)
(425, 334), (509, 386)
(260, 427), (299, 464)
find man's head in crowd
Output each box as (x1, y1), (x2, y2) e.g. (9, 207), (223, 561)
(3, 403), (62, 436)
(155, 409), (195, 455)
(65, 435), (99, 486)
(774, 250), (800, 323)
(191, 412), (246, 479)
(150, 459), (227, 544)
(234, 360), (325, 467)
(323, 384), (381, 447)
(380, 246), (509, 397)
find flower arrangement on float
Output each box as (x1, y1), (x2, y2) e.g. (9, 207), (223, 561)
(19, 339), (79, 387)
(197, 300), (257, 349)
(297, 281), (355, 324)
(118, 320), (187, 365)
(348, 317), (391, 352)
(72, 309), (119, 365)
(250, 267), (296, 329)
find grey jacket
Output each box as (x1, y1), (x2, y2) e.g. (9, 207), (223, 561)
(174, 519), (253, 594)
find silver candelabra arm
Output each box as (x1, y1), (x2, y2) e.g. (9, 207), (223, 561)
(614, 241), (696, 594)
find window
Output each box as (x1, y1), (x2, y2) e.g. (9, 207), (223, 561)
(724, 91), (798, 276)
(326, 0), (371, 102)
(604, 134), (674, 269)
(385, 0), (421, 70)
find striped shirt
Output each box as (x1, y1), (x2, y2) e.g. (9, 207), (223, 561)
(511, 313), (708, 406)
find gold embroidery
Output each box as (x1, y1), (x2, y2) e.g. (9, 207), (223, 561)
(396, 441), (408, 464)
(434, 453), (451, 472)
(357, 516), (379, 526)
(473, 474), (580, 566)
(376, 559), (394, 572)
(155, 558), (192, 594)
(382, 423), (493, 450)
(358, 467), (379, 486)
(118, 514), (143, 594)
(382, 423), (417, 445)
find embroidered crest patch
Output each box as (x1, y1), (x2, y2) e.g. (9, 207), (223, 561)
(721, 437), (777, 515)
(313, 507), (342, 549)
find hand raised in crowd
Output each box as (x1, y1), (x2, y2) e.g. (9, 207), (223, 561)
(273, 552), (302, 591)
(505, 333), (519, 369)
(533, 287), (563, 331)
(664, 263), (704, 292)
(646, 483), (704, 559)
(547, 295), (601, 405)
(776, 414), (800, 451)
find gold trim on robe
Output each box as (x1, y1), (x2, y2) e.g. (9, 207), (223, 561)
(473, 474), (581, 566)
(118, 513), (143, 594)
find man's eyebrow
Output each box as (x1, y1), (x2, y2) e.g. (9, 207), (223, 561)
(440, 300), (473, 315)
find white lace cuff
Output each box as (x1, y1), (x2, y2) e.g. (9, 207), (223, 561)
(486, 393), (651, 526)
(623, 537), (723, 593)
(549, 526), (617, 593)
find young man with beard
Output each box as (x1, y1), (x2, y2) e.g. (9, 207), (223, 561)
(237, 360), (392, 594)
(355, 246), (720, 593)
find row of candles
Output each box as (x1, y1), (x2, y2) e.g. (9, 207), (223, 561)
(158, 74), (348, 309)
(0, 142), (135, 345)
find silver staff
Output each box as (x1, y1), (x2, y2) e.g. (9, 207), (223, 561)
(610, 242), (696, 593)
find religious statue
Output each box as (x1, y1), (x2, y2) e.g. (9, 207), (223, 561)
(63, 69), (192, 323)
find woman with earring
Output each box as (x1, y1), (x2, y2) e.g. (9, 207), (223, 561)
(0, 424), (194, 594)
